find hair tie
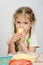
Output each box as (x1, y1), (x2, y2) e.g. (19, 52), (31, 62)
(31, 11), (34, 16)
(26, 38), (30, 43)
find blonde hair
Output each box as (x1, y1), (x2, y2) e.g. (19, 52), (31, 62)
(13, 7), (36, 52)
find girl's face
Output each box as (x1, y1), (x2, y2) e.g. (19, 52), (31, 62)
(15, 14), (32, 34)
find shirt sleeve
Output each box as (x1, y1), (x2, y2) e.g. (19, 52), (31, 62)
(30, 33), (40, 47)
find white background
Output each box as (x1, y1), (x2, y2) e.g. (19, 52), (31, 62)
(0, 0), (43, 56)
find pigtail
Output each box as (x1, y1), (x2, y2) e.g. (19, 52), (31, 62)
(29, 27), (32, 38)
(14, 23), (19, 52)
(27, 27), (32, 49)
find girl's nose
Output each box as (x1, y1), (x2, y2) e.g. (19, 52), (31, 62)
(20, 23), (24, 28)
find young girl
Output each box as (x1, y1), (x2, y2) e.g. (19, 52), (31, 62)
(8, 7), (39, 54)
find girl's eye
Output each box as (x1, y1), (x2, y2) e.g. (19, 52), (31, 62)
(24, 22), (28, 24)
(17, 21), (21, 23)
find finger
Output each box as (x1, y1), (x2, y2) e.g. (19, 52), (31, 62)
(20, 32), (25, 38)
(16, 33), (23, 39)
(13, 33), (20, 41)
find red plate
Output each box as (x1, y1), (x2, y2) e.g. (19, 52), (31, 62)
(9, 59), (32, 65)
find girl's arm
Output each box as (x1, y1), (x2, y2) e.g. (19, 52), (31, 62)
(19, 42), (29, 53)
(29, 47), (36, 52)
(19, 42), (36, 53)
(8, 33), (21, 54)
(8, 40), (15, 54)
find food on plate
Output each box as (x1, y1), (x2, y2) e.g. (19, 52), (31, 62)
(11, 53), (37, 62)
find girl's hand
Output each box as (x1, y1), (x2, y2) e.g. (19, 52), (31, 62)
(10, 33), (22, 43)
(19, 32), (25, 43)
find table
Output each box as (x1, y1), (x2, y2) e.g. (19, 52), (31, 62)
(33, 53), (43, 65)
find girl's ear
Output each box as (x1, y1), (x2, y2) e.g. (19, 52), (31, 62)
(30, 23), (33, 27)
(30, 21), (35, 27)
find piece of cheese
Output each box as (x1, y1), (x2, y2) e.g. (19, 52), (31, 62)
(17, 28), (24, 33)
(11, 53), (37, 62)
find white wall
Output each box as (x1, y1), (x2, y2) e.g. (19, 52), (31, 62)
(0, 0), (43, 56)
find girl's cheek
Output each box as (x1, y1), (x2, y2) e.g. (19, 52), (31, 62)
(24, 25), (29, 30)
(24, 26), (30, 33)
(16, 24), (21, 30)
(16, 24), (18, 28)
